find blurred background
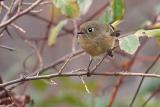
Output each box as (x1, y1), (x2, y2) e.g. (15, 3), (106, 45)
(0, 0), (160, 107)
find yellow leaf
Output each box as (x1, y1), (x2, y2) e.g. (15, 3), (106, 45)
(52, 0), (80, 19)
(146, 22), (160, 30)
(111, 20), (122, 28)
(48, 20), (67, 47)
(135, 29), (160, 45)
(52, 6), (61, 22)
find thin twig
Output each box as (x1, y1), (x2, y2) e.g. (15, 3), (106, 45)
(1, 72), (160, 88)
(11, 23), (26, 34)
(107, 76), (123, 107)
(0, 0), (43, 28)
(80, 2), (110, 25)
(80, 76), (91, 94)
(27, 13), (73, 35)
(72, 20), (78, 52)
(107, 38), (148, 107)
(58, 55), (72, 74)
(90, 47), (118, 74)
(24, 40), (43, 72)
(37, 49), (84, 75)
(0, 45), (15, 51)
(141, 85), (160, 107)
(129, 52), (160, 107)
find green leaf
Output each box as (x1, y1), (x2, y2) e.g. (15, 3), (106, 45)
(77, 0), (93, 15)
(99, 7), (112, 24)
(95, 97), (106, 107)
(36, 93), (88, 107)
(120, 28), (160, 54)
(52, 0), (80, 18)
(112, 0), (125, 22)
(135, 29), (160, 45)
(119, 35), (140, 54)
(59, 77), (96, 93)
(48, 20), (67, 47)
(31, 80), (48, 91)
(142, 79), (160, 94)
(99, 0), (124, 26)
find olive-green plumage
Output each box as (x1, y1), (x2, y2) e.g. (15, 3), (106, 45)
(78, 21), (116, 57)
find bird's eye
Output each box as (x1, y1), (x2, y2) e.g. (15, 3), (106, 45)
(88, 27), (94, 33)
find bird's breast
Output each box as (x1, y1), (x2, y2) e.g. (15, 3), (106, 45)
(78, 36), (114, 56)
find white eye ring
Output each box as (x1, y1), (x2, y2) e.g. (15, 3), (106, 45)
(88, 27), (94, 33)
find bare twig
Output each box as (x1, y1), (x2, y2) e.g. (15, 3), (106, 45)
(23, 40), (43, 72)
(72, 20), (78, 52)
(37, 49), (84, 75)
(1, 72), (160, 88)
(58, 55), (72, 74)
(0, 0), (43, 28)
(141, 85), (160, 107)
(11, 23), (26, 34)
(107, 37), (148, 107)
(0, 45), (15, 51)
(80, 2), (110, 25)
(90, 46), (118, 74)
(129, 52), (160, 107)
(107, 76), (123, 107)
(22, 1), (51, 6)
(80, 76), (91, 94)
(27, 13), (73, 35)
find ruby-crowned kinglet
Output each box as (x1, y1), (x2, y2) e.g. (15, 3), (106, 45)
(77, 21), (120, 57)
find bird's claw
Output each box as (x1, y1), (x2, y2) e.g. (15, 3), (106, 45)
(87, 68), (91, 77)
(111, 30), (120, 37)
(107, 49), (113, 57)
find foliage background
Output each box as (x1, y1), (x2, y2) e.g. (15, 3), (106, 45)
(0, 0), (160, 107)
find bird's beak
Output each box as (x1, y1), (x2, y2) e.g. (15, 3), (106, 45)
(77, 32), (85, 35)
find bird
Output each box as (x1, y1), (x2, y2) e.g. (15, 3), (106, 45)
(77, 21), (120, 57)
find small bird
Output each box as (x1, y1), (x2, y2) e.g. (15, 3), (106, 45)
(77, 21), (120, 57)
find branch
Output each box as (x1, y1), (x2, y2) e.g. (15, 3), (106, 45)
(37, 49), (84, 75)
(1, 72), (160, 88)
(0, 45), (15, 51)
(141, 85), (160, 107)
(129, 52), (160, 107)
(0, 0), (43, 28)
(107, 38), (149, 107)
(107, 76), (123, 107)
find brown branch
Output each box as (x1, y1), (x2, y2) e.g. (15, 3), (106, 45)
(129, 52), (160, 107)
(107, 38), (150, 107)
(37, 49), (84, 75)
(80, 2), (110, 25)
(141, 85), (160, 107)
(40, 3), (54, 50)
(107, 75), (124, 107)
(58, 55), (72, 74)
(0, 0), (43, 28)
(0, 45), (15, 51)
(0, 72), (160, 88)
(27, 13), (73, 34)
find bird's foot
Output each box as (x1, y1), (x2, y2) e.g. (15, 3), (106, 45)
(107, 48), (113, 57)
(111, 30), (120, 37)
(86, 68), (91, 77)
